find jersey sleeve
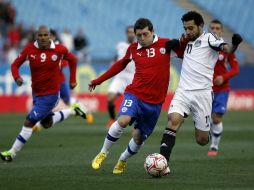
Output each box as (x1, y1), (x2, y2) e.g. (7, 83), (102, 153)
(221, 53), (239, 80)
(62, 46), (77, 84)
(11, 45), (29, 80)
(208, 33), (227, 51)
(92, 45), (132, 85)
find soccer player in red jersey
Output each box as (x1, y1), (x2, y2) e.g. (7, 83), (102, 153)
(89, 18), (186, 174)
(0, 26), (87, 162)
(207, 20), (239, 156)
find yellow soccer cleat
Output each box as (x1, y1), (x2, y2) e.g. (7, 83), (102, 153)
(113, 160), (127, 174)
(86, 113), (94, 124)
(32, 125), (42, 132)
(91, 152), (107, 170)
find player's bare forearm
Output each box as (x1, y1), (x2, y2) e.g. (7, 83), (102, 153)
(221, 44), (237, 54)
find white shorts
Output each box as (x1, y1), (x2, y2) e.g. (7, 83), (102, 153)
(108, 77), (132, 94)
(168, 88), (213, 131)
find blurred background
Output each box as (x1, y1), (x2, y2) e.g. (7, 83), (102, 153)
(0, 0), (253, 113)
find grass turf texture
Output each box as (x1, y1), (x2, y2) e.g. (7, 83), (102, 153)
(0, 111), (253, 190)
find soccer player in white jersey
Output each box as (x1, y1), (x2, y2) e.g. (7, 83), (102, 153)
(106, 26), (135, 128)
(159, 11), (242, 172)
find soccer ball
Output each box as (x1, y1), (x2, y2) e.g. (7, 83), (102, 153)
(144, 153), (168, 177)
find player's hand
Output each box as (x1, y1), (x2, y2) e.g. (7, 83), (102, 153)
(232, 34), (243, 46)
(15, 77), (23, 86)
(88, 82), (96, 92)
(70, 82), (77, 89)
(214, 76), (224, 86)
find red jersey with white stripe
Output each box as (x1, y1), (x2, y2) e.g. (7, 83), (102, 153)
(213, 52), (239, 92)
(92, 36), (184, 104)
(11, 41), (77, 95)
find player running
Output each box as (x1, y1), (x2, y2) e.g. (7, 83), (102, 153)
(207, 20), (239, 156)
(106, 26), (135, 128)
(32, 29), (93, 132)
(159, 11), (242, 174)
(89, 18), (186, 174)
(0, 26), (87, 162)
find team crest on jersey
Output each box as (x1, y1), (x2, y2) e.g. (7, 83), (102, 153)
(51, 54), (58, 61)
(194, 40), (201, 47)
(160, 48), (166, 54)
(121, 107), (128, 113)
(218, 54), (224, 61)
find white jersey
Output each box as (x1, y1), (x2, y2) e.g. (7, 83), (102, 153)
(113, 41), (135, 80)
(178, 32), (225, 90)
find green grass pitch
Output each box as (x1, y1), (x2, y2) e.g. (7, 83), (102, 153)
(0, 111), (253, 190)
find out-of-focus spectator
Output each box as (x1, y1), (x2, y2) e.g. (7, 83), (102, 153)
(20, 26), (35, 47)
(7, 24), (21, 46)
(73, 29), (91, 64)
(60, 28), (73, 51)
(0, 0), (16, 36)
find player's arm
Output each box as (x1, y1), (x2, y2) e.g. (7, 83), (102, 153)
(221, 34), (242, 53)
(220, 53), (239, 81)
(209, 33), (242, 53)
(63, 51), (77, 89)
(11, 46), (29, 86)
(165, 34), (188, 59)
(88, 46), (132, 92)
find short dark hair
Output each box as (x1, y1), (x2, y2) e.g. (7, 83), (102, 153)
(50, 29), (57, 37)
(181, 11), (204, 26)
(134, 18), (153, 33)
(126, 25), (134, 33)
(210, 19), (223, 29)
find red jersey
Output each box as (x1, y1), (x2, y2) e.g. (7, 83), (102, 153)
(11, 41), (77, 95)
(59, 59), (68, 83)
(92, 36), (184, 104)
(213, 52), (239, 92)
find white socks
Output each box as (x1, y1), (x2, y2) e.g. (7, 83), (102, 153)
(52, 109), (72, 125)
(210, 122), (223, 150)
(35, 109), (73, 128)
(9, 126), (33, 156)
(101, 121), (125, 154)
(119, 138), (143, 161)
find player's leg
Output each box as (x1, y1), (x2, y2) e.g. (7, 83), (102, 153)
(60, 81), (71, 105)
(0, 94), (59, 161)
(192, 90), (213, 146)
(113, 102), (162, 174)
(160, 90), (190, 163)
(34, 102), (93, 131)
(106, 78), (126, 128)
(160, 112), (184, 162)
(91, 93), (138, 170)
(208, 91), (229, 156)
(107, 92), (119, 127)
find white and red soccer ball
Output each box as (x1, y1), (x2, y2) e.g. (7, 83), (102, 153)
(144, 153), (169, 177)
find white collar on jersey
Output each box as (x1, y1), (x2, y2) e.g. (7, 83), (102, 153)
(34, 40), (56, 49)
(137, 34), (158, 49)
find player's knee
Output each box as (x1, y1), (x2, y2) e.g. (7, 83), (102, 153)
(118, 116), (131, 127)
(40, 115), (53, 129)
(196, 136), (209, 146)
(212, 113), (222, 124)
(167, 114), (183, 130)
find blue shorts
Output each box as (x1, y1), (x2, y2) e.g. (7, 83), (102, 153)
(212, 91), (229, 114)
(27, 93), (59, 124)
(118, 93), (162, 142)
(60, 82), (70, 104)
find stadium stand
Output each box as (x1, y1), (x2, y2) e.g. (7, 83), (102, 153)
(192, 0), (254, 48)
(11, 0), (186, 59)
